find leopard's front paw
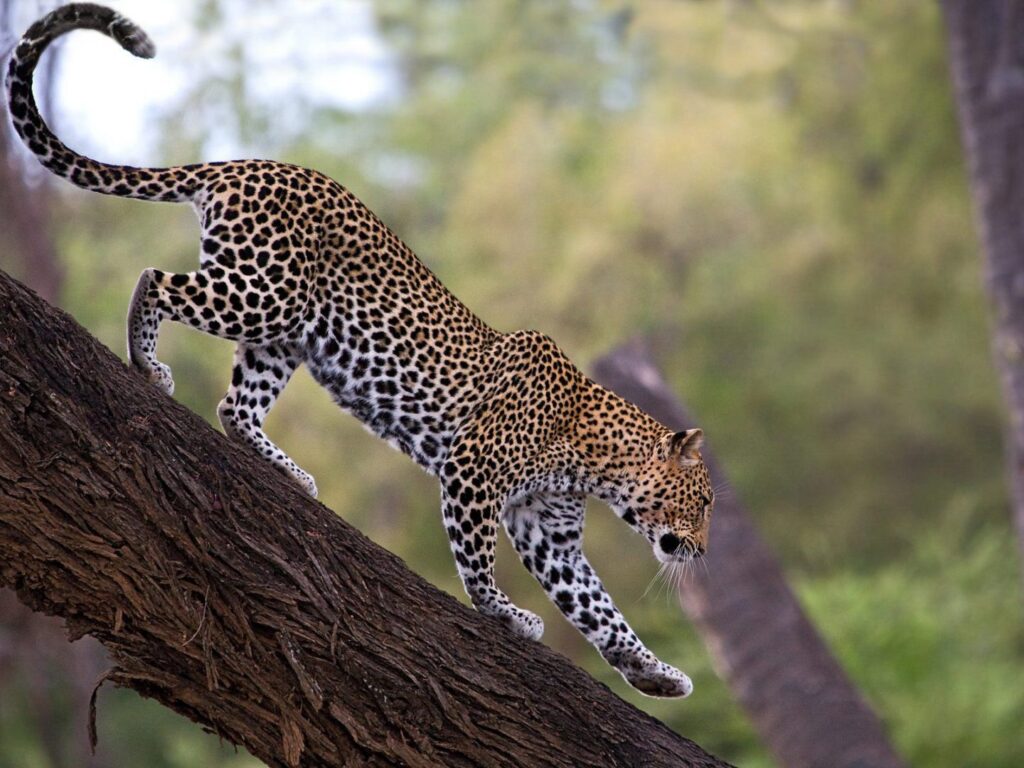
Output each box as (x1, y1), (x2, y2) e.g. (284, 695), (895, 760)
(620, 658), (693, 699)
(146, 361), (175, 396)
(504, 606), (544, 641)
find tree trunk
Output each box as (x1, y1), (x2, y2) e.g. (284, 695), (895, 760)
(0, 141), (63, 303)
(0, 0), (63, 304)
(0, 270), (731, 768)
(941, 0), (1024, 585)
(592, 339), (904, 768)
(0, 7), (107, 766)
(0, 589), (111, 768)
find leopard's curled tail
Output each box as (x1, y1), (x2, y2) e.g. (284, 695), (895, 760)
(5, 3), (198, 203)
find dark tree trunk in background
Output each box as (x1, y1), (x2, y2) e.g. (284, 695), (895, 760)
(0, 131), (63, 302)
(942, 0), (1024, 587)
(0, 591), (109, 768)
(0, 0), (63, 303)
(0, 271), (732, 768)
(592, 340), (905, 768)
(1, 6), (104, 766)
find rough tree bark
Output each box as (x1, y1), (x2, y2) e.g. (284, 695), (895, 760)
(592, 340), (905, 768)
(0, 270), (731, 768)
(942, 0), (1024, 587)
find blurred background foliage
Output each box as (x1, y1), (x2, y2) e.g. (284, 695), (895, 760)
(1, 1), (1022, 766)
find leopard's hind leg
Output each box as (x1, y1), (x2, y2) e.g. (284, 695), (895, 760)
(127, 199), (316, 490)
(126, 248), (309, 395)
(126, 266), (188, 394)
(218, 343), (317, 497)
(127, 263), (316, 496)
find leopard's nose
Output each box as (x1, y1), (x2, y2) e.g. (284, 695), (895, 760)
(659, 533), (680, 555)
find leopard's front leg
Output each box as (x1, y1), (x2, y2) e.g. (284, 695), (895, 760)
(505, 492), (693, 698)
(439, 452), (544, 641)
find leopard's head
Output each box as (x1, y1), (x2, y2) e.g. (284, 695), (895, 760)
(614, 428), (714, 564)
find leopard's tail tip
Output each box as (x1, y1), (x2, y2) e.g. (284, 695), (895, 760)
(109, 13), (156, 59)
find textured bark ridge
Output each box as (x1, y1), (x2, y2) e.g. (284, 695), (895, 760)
(0, 270), (730, 768)
(593, 340), (905, 768)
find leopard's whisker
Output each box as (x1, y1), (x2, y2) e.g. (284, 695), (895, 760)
(658, 560), (675, 601)
(672, 560), (685, 593)
(640, 561), (666, 602)
(662, 562), (677, 604)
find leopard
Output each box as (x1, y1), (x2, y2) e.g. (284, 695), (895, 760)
(6, 3), (715, 698)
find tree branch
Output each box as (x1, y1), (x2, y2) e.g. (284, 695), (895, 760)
(0, 270), (731, 768)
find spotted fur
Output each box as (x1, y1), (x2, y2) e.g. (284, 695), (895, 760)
(6, 4), (716, 697)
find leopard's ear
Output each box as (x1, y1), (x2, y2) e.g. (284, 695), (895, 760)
(668, 428), (704, 465)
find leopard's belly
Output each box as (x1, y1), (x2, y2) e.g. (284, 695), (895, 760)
(301, 323), (489, 476)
